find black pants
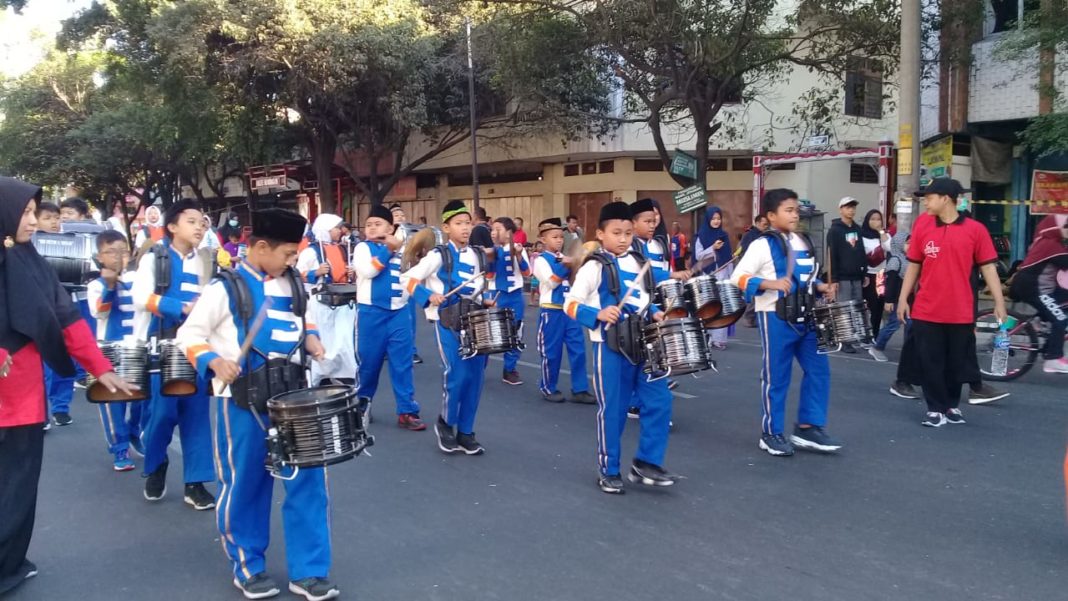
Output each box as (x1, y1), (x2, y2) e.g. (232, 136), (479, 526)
(863, 276), (884, 338)
(0, 423), (45, 595)
(911, 319), (981, 413)
(896, 321), (921, 384)
(1023, 288), (1068, 360)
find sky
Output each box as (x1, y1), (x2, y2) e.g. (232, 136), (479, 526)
(0, 0), (94, 78)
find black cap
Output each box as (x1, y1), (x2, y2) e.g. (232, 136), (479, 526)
(367, 205), (393, 225)
(252, 208), (306, 243)
(630, 197), (656, 216)
(916, 177), (968, 199)
(598, 201), (632, 225)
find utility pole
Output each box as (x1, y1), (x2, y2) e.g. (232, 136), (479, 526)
(466, 17), (480, 212)
(896, 0), (922, 233)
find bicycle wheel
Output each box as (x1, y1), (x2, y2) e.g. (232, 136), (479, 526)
(974, 310), (1040, 381)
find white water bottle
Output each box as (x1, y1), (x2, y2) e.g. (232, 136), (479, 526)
(991, 324), (1010, 377)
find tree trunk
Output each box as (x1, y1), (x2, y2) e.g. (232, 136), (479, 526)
(312, 130), (338, 214)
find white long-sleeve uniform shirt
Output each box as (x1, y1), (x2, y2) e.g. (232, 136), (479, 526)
(730, 232), (819, 313)
(564, 251), (658, 343)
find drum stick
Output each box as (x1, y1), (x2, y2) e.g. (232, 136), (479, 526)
(615, 261), (652, 311)
(443, 271), (484, 298)
(237, 300), (272, 363)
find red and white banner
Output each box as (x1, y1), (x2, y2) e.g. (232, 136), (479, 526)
(1030, 170), (1068, 215)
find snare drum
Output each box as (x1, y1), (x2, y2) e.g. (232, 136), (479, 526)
(642, 317), (713, 376)
(160, 339), (197, 397)
(88, 341), (149, 403)
(703, 281), (746, 329)
(267, 385), (371, 468)
(654, 280), (689, 319)
(459, 307), (521, 358)
(684, 275), (721, 321)
(315, 283), (357, 307)
(811, 300), (873, 351)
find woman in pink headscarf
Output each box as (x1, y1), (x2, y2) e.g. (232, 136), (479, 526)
(1010, 214), (1068, 373)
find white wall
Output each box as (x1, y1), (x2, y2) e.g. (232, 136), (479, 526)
(968, 38), (1040, 123)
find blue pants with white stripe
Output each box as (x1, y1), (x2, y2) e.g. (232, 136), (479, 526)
(357, 304), (419, 415)
(98, 400), (143, 456)
(496, 289), (525, 373)
(537, 308), (588, 395)
(408, 297), (420, 356)
(434, 322), (488, 435)
(141, 372), (214, 483)
(214, 397), (331, 583)
(755, 312), (830, 436)
(591, 342), (672, 477)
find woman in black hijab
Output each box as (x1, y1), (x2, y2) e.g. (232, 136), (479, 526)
(0, 176), (136, 595)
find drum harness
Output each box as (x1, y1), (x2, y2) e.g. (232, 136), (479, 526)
(584, 250), (654, 366)
(762, 230), (824, 340)
(310, 242), (356, 308)
(435, 243), (488, 333)
(147, 243), (218, 371)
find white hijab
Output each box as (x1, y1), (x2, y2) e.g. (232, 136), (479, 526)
(311, 213), (342, 244)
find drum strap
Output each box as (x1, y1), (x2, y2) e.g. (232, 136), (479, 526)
(582, 251), (653, 310)
(434, 244), (487, 301)
(763, 231), (818, 327)
(151, 243), (170, 296)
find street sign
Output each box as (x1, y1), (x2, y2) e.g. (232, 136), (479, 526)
(251, 175), (286, 189)
(670, 150), (698, 180)
(673, 184), (707, 214)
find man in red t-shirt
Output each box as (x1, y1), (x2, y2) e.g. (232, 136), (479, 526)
(897, 178), (1006, 427)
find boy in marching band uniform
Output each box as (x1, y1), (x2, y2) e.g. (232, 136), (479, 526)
(730, 189), (843, 457)
(353, 205), (425, 431)
(131, 199), (215, 509)
(87, 229), (143, 470)
(532, 218), (594, 404)
(564, 201), (676, 494)
(177, 209), (337, 601)
(488, 217), (531, 386)
(402, 200), (490, 455)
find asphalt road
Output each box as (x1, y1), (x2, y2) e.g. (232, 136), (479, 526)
(9, 310), (1068, 601)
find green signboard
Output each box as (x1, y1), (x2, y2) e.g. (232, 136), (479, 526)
(673, 184), (707, 214)
(669, 150), (698, 180)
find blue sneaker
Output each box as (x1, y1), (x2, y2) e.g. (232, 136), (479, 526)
(113, 449), (135, 472)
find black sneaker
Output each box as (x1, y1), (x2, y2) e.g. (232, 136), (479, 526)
(968, 383), (1010, 405)
(289, 577), (340, 601)
(435, 416), (461, 454)
(542, 391), (565, 403)
(889, 381), (920, 399)
(502, 370), (523, 385)
(922, 411), (948, 427)
(569, 391), (597, 405)
(945, 408), (966, 424)
(144, 462), (167, 501)
(412, 353), (424, 365)
(628, 460), (678, 487)
(456, 432), (485, 455)
(598, 474), (625, 494)
(53, 412), (73, 426)
(627, 407), (640, 420)
(129, 433), (145, 457)
(758, 433), (794, 457)
(184, 482), (216, 510)
(233, 573), (281, 599)
(790, 425), (843, 453)
(841, 344), (857, 354)
(667, 379), (679, 391)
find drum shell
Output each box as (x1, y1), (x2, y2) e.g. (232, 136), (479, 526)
(267, 385), (365, 468)
(315, 283), (357, 307)
(684, 275), (722, 321)
(459, 307), (520, 356)
(812, 300), (872, 348)
(160, 339), (198, 397)
(655, 280), (689, 319)
(641, 317), (712, 376)
(703, 282), (745, 329)
(87, 342), (149, 403)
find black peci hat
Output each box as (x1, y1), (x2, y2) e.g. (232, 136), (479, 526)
(598, 201), (632, 225)
(252, 208), (306, 243)
(367, 205), (393, 225)
(630, 197), (656, 216)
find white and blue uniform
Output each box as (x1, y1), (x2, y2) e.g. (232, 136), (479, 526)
(402, 242), (488, 435)
(353, 240), (418, 415)
(177, 262), (331, 585)
(730, 231), (830, 436)
(565, 251), (672, 477)
(487, 244), (530, 374)
(131, 243), (214, 485)
(87, 272), (143, 458)
(533, 252), (588, 396)
(634, 236), (671, 283)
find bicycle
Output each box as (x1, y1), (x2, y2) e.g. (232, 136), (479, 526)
(974, 298), (1068, 381)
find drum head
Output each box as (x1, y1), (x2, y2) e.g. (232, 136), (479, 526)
(87, 382), (148, 403)
(665, 307), (689, 319)
(268, 384), (355, 410)
(695, 302), (722, 321)
(162, 380), (198, 397)
(703, 309), (743, 329)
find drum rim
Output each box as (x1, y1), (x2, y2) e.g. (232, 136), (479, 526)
(267, 384), (356, 408)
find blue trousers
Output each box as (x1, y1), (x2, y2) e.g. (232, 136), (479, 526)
(408, 298), (419, 356)
(591, 342), (672, 477)
(434, 323), (488, 435)
(357, 305), (419, 415)
(214, 398), (331, 583)
(43, 364), (74, 415)
(98, 400), (143, 456)
(141, 372), (214, 483)
(755, 312), (830, 436)
(537, 308), (588, 395)
(496, 289), (525, 373)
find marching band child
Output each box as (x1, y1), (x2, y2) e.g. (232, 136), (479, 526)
(353, 205), (425, 431)
(87, 229), (143, 470)
(402, 200), (490, 455)
(564, 201), (676, 494)
(488, 217), (531, 386)
(730, 188), (843, 457)
(131, 199), (216, 509)
(532, 218), (594, 404)
(176, 209), (337, 601)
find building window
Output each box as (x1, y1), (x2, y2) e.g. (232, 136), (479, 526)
(581, 162), (598, 175)
(706, 158), (728, 171)
(987, 0), (1040, 34)
(844, 57), (883, 119)
(598, 160), (615, 174)
(634, 158), (665, 172)
(731, 157), (754, 171)
(564, 164), (579, 177)
(766, 162), (796, 171)
(849, 163), (879, 184)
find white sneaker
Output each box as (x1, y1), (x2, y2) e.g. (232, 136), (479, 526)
(922, 412), (947, 427)
(1043, 358), (1068, 374)
(868, 347), (888, 362)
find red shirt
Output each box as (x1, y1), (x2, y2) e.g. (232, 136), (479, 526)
(906, 213), (997, 324)
(513, 229), (528, 245)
